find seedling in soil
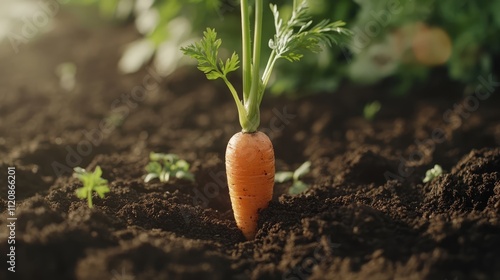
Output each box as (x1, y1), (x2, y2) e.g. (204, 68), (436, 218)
(55, 62), (76, 91)
(423, 164), (444, 183)
(182, 0), (349, 239)
(104, 112), (125, 128)
(144, 152), (194, 183)
(73, 166), (110, 208)
(275, 161), (312, 195)
(363, 101), (381, 121)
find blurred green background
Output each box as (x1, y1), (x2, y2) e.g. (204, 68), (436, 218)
(3, 0), (499, 96)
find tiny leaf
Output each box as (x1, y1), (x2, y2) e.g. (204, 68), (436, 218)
(145, 162), (162, 174)
(293, 161), (311, 181)
(363, 101), (381, 121)
(144, 173), (158, 183)
(423, 164), (444, 183)
(73, 167), (86, 175)
(275, 171), (294, 183)
(94, 185), (110, 198)
(288, 180), (309, 195)
(160, 171), (170, 182)
(93, 166), (103, 178)
(176, 170), (195, 181)
(176, 160), (190, 171)
(144, 152), (195, 183)
(75, 187), (87, 199)
(72, 165), (110, 208)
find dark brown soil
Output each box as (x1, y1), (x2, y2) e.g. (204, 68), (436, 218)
(1, 11), (500, 280)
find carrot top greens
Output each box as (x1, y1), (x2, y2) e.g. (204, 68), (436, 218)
(181, 0), (349, 133)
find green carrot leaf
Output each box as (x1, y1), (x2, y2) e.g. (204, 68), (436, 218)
(181, 28), (239, 81)
(269, 2), (351, 63)
(222, 52), (240, 76)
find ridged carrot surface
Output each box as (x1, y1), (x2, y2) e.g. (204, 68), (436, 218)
(226, 131), (275, 240)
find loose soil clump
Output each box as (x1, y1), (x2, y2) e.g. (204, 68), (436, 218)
(1, 12), (499, 280)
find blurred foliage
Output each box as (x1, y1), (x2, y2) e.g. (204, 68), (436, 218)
(348, 0), (500, 94)
(363, 101), (381, 121)
(432, 1), (499, 83)
(65, 0), (500, 95)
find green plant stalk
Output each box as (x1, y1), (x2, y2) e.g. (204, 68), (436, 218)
(87, 186), (93, 208)
(83, 176), (93, 208)
(240, 0), (252, 103)
(221, 76), (248, 129)
(261, 50), (278, 91)
(183, 0), (349, 133)
(239, 0), (268, 132)
(244, 0), (264, 132)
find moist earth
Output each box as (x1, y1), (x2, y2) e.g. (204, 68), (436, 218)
(1, 11), (499, 280)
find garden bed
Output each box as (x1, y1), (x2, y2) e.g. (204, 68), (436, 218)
(1, 12), (499, 280)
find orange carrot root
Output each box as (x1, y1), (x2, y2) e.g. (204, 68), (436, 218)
(226, 131), (275, 240)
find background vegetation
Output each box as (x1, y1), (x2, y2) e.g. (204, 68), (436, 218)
(64, 0), (500, 95)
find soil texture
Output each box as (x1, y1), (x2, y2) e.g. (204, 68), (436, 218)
(1, 11), (499, 280)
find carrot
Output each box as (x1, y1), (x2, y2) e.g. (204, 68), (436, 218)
(181, 0), (349, 239)
(226, 131), (275, 240)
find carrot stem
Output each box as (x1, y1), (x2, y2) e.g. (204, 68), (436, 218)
(222, 76), (249, 130)
(244, 0), (264, 133)
(240, 0), (252, 104)
(261, 50), (278, 93)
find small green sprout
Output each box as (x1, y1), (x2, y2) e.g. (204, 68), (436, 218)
(423, 164), (444, 183)
(275, 161), (311, 195)
(104, 112), (125, 128)
(363, 101), (381, 121)
(144, 152), (195, 183)
(55, 62), (76, 91)
(73, 166), (110, 208)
